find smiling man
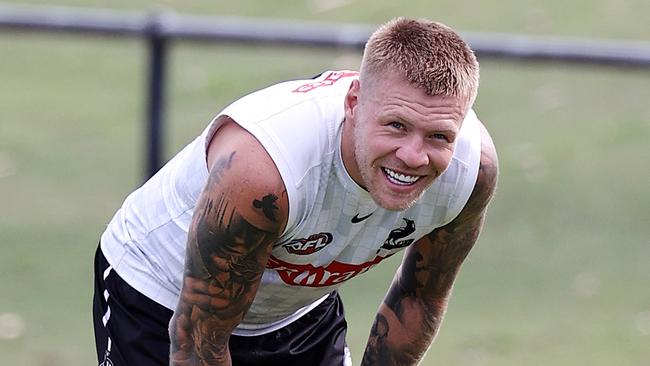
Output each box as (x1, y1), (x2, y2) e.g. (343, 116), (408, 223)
(93, 17), (498, 366)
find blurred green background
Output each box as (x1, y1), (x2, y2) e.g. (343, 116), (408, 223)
(1, 1), (649, 365)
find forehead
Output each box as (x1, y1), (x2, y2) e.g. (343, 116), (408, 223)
(362, 71), (465, 127)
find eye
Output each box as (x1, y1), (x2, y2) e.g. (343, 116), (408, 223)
(430, 133), (449, 142)
(389, 121), (404, 130)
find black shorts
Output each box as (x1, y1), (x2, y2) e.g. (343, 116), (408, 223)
(93, 246), (351, 366)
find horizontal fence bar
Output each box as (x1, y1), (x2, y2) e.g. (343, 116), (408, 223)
(0, 4), (148, 36)
(2, 3), (650, 67)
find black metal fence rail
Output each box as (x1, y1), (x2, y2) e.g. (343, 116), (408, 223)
(2, 4), (649, 178)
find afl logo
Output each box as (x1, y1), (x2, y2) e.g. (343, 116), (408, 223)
(282, 233), (333, 255)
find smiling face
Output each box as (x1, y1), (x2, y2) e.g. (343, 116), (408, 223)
(341, 70), (467, 211)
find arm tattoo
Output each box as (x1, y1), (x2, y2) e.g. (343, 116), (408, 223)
(253, 194), (279, 222)
(210, 151), (235, 186)
(361, 314), (390, 366)
(192, 194), (270, 317)
(170, 150), (284, 365)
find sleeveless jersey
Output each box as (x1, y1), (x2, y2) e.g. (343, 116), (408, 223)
(100, 70), (482, 336)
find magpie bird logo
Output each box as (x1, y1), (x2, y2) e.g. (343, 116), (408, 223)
(379, 218), (416, 251)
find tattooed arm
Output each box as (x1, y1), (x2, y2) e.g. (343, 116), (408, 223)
(361, 122), (499, 366)
(169, 117), (289, 366)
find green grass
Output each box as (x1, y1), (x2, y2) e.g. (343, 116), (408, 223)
(1, 1), (649, 365)
(7, 0), (650, 39)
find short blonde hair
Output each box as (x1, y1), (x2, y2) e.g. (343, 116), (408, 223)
(360, 17), (480, 106)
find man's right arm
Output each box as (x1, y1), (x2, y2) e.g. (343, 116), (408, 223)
(169, 118), (288, 365)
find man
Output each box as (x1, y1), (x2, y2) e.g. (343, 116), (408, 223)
(93, 17), (498, 366)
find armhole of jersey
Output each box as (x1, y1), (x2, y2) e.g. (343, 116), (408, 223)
(440, 110), (482, 226)
(202, 112), (300, 237)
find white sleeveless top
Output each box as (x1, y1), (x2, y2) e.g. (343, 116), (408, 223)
(101, 71), (482, 335)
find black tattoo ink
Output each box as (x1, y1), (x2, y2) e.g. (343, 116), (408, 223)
(362, 314), (390, 366)
(384, 249), (423, 319)
(252, 194), (279, 222)
(210, 151), (236, 186)
(172, 188), (279, 365)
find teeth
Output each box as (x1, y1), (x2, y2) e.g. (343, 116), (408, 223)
(383, 168), (420, 185)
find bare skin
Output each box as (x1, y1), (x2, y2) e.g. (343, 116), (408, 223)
(169, 116), (289, 366)
(361, 122), (498, 365)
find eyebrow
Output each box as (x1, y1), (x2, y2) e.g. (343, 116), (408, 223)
(383, 108), (460, 132)
(432, 127), (458, 134)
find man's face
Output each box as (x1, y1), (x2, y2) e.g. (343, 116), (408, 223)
(342, 70), (466, 211)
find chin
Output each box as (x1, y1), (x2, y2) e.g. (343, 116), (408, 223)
(372, 192), (420, 212)
(366, 180), (427, 212)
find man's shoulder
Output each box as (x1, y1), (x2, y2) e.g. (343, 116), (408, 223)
(220, 70), (356, 126)
(474, 119), (499, 207)
(451, 119), (498, 226)
(205, 117), (290, 232)
(457, 110), (498, 204)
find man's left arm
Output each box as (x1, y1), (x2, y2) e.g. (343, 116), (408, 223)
(361, 123), (499, 366)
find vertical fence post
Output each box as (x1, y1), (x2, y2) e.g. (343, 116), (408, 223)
(144, 12), (168, 181)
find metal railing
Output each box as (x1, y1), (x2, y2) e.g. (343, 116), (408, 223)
(2, 4), (649, 179)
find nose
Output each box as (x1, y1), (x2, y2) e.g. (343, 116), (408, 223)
(395, 138), (429, 168)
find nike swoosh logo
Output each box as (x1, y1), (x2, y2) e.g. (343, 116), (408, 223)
(351, 212), (373, 223)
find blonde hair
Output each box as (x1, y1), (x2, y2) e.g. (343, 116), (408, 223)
(360, 17), (480, 106)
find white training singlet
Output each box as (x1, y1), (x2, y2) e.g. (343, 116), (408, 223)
(100, 70), (482, 336)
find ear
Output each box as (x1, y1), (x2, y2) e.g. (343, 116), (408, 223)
(344, 79), (360, 126)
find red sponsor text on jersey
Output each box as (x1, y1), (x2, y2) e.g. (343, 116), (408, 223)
(293, 71), (359, 93)
(267, 254), (394, 287)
